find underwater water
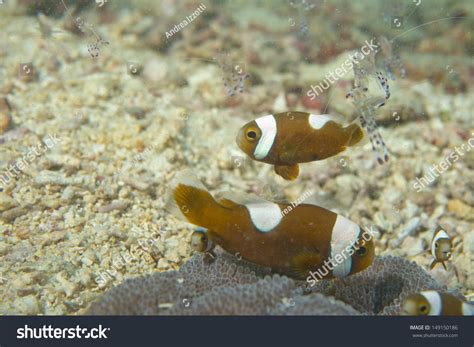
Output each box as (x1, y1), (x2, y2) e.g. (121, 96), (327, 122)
(0, 0), (472, 316)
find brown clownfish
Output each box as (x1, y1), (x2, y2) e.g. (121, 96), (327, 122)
(401, 291), (473, 316)
(236, 112), (364, 180)
(430, 225), (452, 270)
(166, 170), (375, 280)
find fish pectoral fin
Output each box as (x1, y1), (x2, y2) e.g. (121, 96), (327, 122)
(291, 252), (323, 280)
(274, 164), (299, 181)
(203, 250), (217, 264)
(429, 260), (438, 270)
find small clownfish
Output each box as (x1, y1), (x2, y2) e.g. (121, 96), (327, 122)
(191, 227), (216, 262)
(401, 291), (473, 316)
(191, 227), (215, 253)
(236, 112), (364, 180)
(166, 170), (375, 280)
(430, 225), (452, 270)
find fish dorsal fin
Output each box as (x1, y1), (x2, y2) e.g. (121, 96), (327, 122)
(301, 201), (322, 208)
(217, 198), (239, 209)
(214, 191), (270, 206)
(296, 195), (327, 208)
(322, 113), (345, 124)
(168, 169), (207, 192)
(432, 225), (450, 244)
(306, 113), (345, 125)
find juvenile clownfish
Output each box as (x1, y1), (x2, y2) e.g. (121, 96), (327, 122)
(401, 291), (473, 316)
(430, 225), (452, 270)
(191, 227), (215, 253)
(166, 170), (375, 280)
(191, 227), (216, 262)
(236, 112), (364, 180)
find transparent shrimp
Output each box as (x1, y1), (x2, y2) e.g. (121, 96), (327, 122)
(289, 0), (317, 38)
(214, 53), (250, 97)
(379, 36), (406, 80)
(355, 96), (390, 165)
(346, 50), (391, 164)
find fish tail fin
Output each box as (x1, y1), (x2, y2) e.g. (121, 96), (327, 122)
(429, 260), (438, 270)
(345, 123), (364, 147)
(166, 170), (221, 228)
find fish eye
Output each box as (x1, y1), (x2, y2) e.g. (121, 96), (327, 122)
(191, 230), (208, 252)
(356, 246), (367, 256)
(246, 130), (257, 140)
(419, 305), (428, 314)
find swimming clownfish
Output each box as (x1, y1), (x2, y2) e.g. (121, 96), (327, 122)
(236, 112), (364, 180)
(430, 225), (452, 270)
(166, 170), (375, 280)
(401, 291), (473, 316)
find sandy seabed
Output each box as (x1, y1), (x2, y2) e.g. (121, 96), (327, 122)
(0, 0), (472, 315)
